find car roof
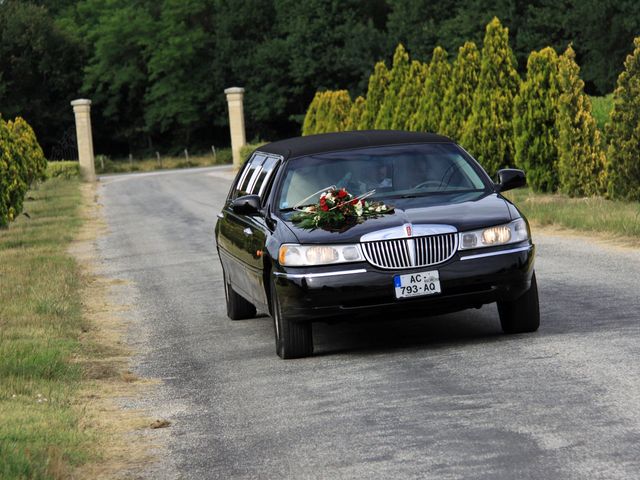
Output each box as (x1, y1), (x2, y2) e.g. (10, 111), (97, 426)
(257, 130), (454, 159)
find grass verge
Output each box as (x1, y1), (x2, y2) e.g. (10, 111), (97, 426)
(0, 178), (89, 478)
(95, 150), (232, 174)
(506, 188), (640, 243)
(0, 178), (156, 479)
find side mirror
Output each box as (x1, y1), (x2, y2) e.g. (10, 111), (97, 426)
(231, 194), (262, 215)
(496, 169), (526, 192)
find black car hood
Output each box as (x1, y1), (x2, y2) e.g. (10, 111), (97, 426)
(280, 191), (514, 244)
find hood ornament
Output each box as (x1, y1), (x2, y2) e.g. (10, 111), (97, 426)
(405, 224), (412, 237)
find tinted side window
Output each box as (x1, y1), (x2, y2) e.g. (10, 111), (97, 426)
(237, 154), (267, 195)
(251, 156), (279, 197)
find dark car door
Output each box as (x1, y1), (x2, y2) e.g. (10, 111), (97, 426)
(217, 153), (280, 307)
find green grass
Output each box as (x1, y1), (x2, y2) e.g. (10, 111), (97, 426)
(0, 178), (91, 479)
(589, 93), (613, 133)
(505, 188), (640, 239)
(95, 149), (232, 174)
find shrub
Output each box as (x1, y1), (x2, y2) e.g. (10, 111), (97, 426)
(375, 44), (410, 129)
(0, 115), (28, 228)
(462, 17), (520, 176)
(410, 46), (450, 133)
(8, 116), (47, 186)
(557, 45), (606, 197)
(47, 161), (80, 179)
(345, 96), (366, 131)
(439, 41), (480, 141)
(606, 37), (640, 201)
(358, 61), (389, 130)
(392, 60), (428, 130)
(513, 47), (560, 192)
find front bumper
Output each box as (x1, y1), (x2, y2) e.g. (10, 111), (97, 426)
(273, 243), (535, 322)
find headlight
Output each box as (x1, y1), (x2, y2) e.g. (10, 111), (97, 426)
(278, 244), (364, 266)
(458, 218), (529, 250)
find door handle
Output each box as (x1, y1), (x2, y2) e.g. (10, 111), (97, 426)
(243, 228), (253, 236)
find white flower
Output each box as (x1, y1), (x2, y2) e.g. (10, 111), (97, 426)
(375, 206), (382, 212)
(325, 192), (334, 201)
(355, 202), (363, 216)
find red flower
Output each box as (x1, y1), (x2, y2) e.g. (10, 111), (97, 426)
(338, 188), (347, 198)
(321, 203), (329, 211)
(350, 199), (358, 205)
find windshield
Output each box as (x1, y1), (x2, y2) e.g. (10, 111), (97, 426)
(277, 143), (491, 210)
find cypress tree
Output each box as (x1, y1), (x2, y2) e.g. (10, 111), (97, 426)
(606, 37), (640, 201)
(302, 92), (322, 136)
(375, 44), (410, 130)
(513, 47), (561, 192)
(439, 41), (480, 141)
(358, 61), (390, 130)
(410, 46), (450, 133)
(345, 96), (366, 131)
(0, 115), (27, 227)
(311, 90), (352, 134)
(8, 116), (47, 186)
(391, 60), (429, 130)
(461, 17), (520, 176)
(557, 45), (607, 197)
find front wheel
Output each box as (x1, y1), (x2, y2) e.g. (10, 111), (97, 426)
(270, 280), (313, 359)
(497, 271), (540, 334)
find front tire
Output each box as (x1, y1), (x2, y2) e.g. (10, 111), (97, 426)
(223, 271), (256, 320)
(270, 280), (313, 359)
(497, 271), (540, 334)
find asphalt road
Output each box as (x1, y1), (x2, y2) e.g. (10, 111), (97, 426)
(97, 166), (640, 479)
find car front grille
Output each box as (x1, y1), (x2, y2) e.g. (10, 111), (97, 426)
(361, 233), (458, 269)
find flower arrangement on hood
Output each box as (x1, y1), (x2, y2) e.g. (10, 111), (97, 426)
(291, 187), (393, 230)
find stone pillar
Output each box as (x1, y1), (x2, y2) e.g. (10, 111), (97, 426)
(70, 99), (96, 182)
(224, 87), (247, 170)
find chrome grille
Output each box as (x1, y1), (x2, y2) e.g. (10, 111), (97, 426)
(362, 233), (458, 269)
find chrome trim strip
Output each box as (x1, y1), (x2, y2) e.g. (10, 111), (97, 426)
(459, 245), (532, 261)
(360, 224), (457, 242)
(273, 269), (367, 279)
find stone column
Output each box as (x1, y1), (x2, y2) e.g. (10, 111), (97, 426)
(70, 99), (96, 182)
(224, 87), (247, 170)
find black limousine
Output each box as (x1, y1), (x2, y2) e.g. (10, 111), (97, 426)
(215, 131), (539, 359)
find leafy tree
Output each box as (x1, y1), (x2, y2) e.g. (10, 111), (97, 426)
(375, 44), (410, 129)
(254, 0), (386, 138)
(358, 61), (390, 130)
(606, 37), (640, 200)
(391, 60), (429, 130)
(0, 1), (84, 157)
(81, 0), (156, 151)
(513, 47), (560, 192)
(556, 45), (606, 197)
(345, 96), (366, 131)
(144, 0), (217, 148)
(410, 47), (450, 133)
(439, 41), (480, 141)
(462, 17), (520, 175)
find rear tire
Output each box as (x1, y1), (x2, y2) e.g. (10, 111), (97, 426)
(498, 271), (540, 334)
(270, 280), (313, 359)
(223, 272), (256, 320)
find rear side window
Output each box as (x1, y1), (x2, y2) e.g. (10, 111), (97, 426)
(232, 152), (280, 200)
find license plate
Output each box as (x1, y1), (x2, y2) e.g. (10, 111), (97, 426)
(394, 270), (441, 299)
